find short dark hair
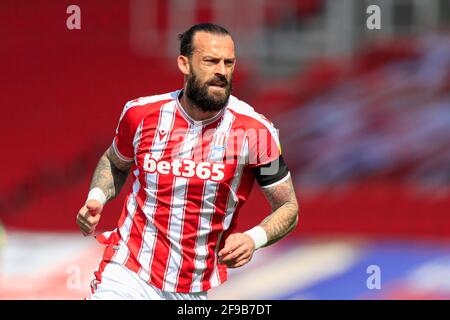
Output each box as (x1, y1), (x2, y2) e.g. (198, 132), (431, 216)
(178, 23), (231, 57)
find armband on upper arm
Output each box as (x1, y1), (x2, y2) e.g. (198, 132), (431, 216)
(251, 155), (290, 188)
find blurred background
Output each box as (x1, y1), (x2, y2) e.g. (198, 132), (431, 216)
(0, 0), (449, 299)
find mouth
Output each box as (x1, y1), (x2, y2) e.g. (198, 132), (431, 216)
(209, 85), (225, 91)
(208, 80), (227, 89)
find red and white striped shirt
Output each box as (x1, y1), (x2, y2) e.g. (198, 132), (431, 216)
(95, 89), (283, 293)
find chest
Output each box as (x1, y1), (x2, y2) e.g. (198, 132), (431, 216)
(134, 123), (247, 185)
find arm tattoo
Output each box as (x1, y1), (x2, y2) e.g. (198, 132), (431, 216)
(259, 176), (299, 247)
(89, 146), (132, 202)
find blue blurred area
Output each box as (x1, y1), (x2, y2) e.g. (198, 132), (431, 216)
(278, 241), (450, 300)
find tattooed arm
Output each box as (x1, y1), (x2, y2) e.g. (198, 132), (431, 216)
(219, 175), (299, 268)
(76, 146), (132, 236)
(259, 176), (299, 246)
(89, 146), (132, 202)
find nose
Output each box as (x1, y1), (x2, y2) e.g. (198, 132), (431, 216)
(215, 60), (226, 76)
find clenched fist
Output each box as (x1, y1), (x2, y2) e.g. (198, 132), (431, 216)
(76, 199), (103, 236)
(218, 233), (256, 268)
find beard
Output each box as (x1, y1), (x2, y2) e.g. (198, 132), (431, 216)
(185, 70), (232, 112)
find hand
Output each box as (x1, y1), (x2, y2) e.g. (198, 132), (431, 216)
(76, 199), (103, 236)
(218, 233), (256, 268)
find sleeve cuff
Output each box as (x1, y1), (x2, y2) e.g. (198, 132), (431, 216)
(111, 138), (134, 162)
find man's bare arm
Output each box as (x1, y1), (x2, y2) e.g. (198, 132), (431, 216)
(89, 146), (132, 202)
(259, 175), (299, 246)
(77, 146), (132, 236)
(218, 174), (298, 267)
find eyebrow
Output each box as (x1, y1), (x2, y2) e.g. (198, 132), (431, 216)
(203, 56), (236, 61)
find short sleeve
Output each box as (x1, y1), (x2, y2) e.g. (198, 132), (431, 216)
(247, 115), (282, 168)
(111, 101), (141, 162)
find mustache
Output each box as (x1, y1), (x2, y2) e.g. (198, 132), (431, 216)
(206, 75), (228, 86)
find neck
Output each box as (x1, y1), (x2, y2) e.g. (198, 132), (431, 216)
(179, 90), (222, 122)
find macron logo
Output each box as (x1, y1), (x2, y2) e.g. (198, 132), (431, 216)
(158, 129), (167, 139)
(156, 128), (168, 143)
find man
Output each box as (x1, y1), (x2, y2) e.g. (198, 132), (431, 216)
(76, 23), (298, 300)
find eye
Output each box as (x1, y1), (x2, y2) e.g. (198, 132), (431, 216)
(204, 57), (223, 65)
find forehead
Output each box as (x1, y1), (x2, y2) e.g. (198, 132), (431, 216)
(191, 31), (235, 57)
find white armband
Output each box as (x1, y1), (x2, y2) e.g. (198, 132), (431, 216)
(86, 187), (107, 206)
(244, 226), (268, 250)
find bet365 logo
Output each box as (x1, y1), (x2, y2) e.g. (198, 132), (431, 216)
(143, 154), (225, 181)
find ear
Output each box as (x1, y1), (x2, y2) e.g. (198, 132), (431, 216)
(177, 55), (190, 76)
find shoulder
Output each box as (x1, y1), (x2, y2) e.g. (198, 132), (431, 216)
(227, 95), (277, 132)
(118, 90), (178, 124)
